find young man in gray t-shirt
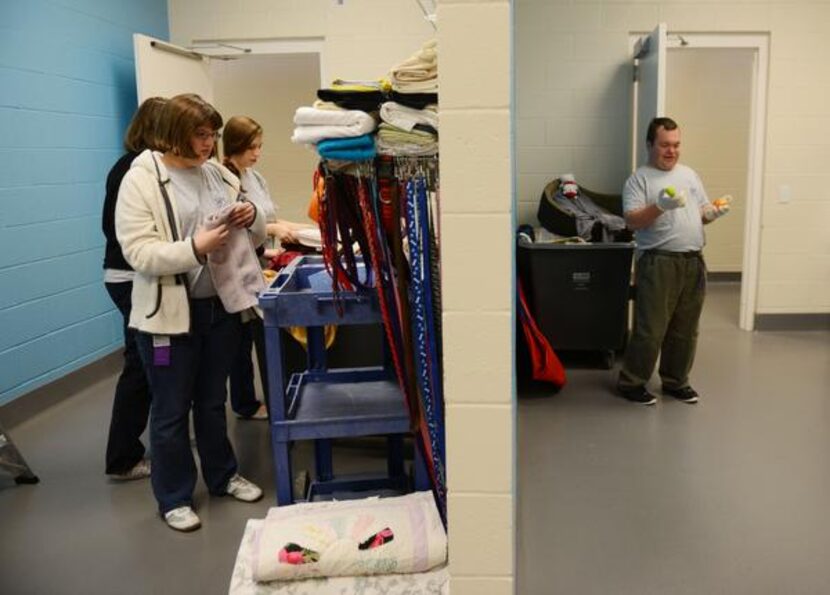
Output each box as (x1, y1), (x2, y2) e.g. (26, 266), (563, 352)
(617, 117), (730, 405)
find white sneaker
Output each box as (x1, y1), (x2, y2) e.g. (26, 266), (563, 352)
(111, 458), (151, 481)
(163, 506), (201, 532)
(225, 474), (263, 502)
(235, 402), (268, 420)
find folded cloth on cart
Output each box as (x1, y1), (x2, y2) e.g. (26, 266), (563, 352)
(329, 78), (392, 93)
(376, 122), (438, 157)
(294, 106), (377, 128)
(251, 492), (447, 583)
(390, 91), (438, 110)
(389, 39), (438, 93)
(291, 108), (377, 145)
(205, 203), (266, 313)
(316, 89), (386, 113)
(380, 102), (438, 133)
(317, 134), (377, 162)
(230, 519), (449, 595)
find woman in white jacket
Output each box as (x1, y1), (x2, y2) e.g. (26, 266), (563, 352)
(116, 94), (266, 532)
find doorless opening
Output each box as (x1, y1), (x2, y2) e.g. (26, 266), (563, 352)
(630, 28), (769, 331)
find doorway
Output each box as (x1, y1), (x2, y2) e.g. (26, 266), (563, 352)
(666, 48), (754, 278)
(132, 34), (324, 222)
(211, 53), (320, 223)
(630, 29), (769, 331)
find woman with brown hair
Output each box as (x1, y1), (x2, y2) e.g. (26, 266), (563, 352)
(102, 96), (166, 481)
(222, 115), (313, 420)
(116, 94), (266, 531)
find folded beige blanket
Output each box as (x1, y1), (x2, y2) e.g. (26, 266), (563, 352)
(377, 123), (436, 146)
(390, 39), (438, 91)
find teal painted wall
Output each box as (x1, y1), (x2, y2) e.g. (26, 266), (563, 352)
(0, 0), (169, 405)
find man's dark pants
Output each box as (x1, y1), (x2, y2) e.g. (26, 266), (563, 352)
(618, 250), (706, 391)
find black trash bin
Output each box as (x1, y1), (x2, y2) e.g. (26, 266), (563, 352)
(517, 239), (634, 368)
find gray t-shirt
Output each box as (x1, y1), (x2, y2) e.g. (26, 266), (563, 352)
(622, 163), (708, 252)
(240, 169), (277, 224)
(167, 163), (232, 297)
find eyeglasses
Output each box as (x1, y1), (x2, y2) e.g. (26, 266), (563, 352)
(193, 130), (221, 141)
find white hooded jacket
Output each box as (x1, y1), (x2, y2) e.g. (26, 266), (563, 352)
(115, 149), (266, 335)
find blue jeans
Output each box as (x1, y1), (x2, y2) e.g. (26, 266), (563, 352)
(136, 297), (242, 514)
(105, 281), (152, 475)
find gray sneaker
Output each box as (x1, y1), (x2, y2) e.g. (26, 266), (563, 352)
(164, 506), (201, 532)
(225, 474), (263, 502)
(111, 458), (151, 481)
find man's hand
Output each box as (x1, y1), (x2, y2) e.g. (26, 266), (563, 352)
(657, 186), (686, 211)
(702, 195), (732, 222)
(193, 224), (229, 256)
(227, 201), (256, 228)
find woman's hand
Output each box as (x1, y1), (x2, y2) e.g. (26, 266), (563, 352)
(263, 247), (285, 260)
(267, 221), (298, 244)
(193, 224), (229, 256)
(228, 201), (256, 228)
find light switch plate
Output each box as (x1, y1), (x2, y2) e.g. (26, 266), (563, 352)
(777, 184), (791, 204)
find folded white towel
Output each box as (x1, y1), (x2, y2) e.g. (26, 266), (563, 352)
(293, 107), (376, 128)
(380, 102), (438, 132)
(291, 122), (377, 145)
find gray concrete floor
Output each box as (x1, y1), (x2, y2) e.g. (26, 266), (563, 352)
(0, 368), (389, 594)
(518, 282), (830, 595)
(2, 283), (827, 594)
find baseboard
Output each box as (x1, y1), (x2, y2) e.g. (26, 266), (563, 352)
(0, 352), (122, 429)
(708, 271), (742, 282)
(755, 313), (830, 331)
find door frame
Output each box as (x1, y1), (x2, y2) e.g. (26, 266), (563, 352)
(189, 37), (327, 88)
(630, 31), (769, 331)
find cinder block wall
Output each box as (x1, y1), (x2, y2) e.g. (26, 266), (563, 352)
(515, 0), (830, 314)
(439, 2), (515, 593)
(0, 0), (168, 406)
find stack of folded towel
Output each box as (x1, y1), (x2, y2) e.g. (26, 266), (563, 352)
(291, 107), (377, 146)
(290, 41), (443, 162)
(376, 102), (438, 156)
(388, 39), (438, 110)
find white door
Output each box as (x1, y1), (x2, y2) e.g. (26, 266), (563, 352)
(133, 34), (213, 103)
(631, 23), (667, 170)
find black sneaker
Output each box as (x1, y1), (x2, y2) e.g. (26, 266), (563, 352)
(618, 386), (657, 406)
(662, 386), (699, 404)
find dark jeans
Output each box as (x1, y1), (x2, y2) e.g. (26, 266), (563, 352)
(229, 317), (269, 417)
(136, 297), (242, 514)
(618, 250), (706, 391)
(105, 281), (152, 475)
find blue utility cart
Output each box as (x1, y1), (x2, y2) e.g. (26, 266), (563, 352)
(259, 256), (427, 505)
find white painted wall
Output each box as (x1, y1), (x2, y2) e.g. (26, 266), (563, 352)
(212, 53), (320, 224)
(666, 48), (753, 273)
(169, 1), (516, 592)
(169, 0), (434, 83)
(516, 0), (830, 315)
